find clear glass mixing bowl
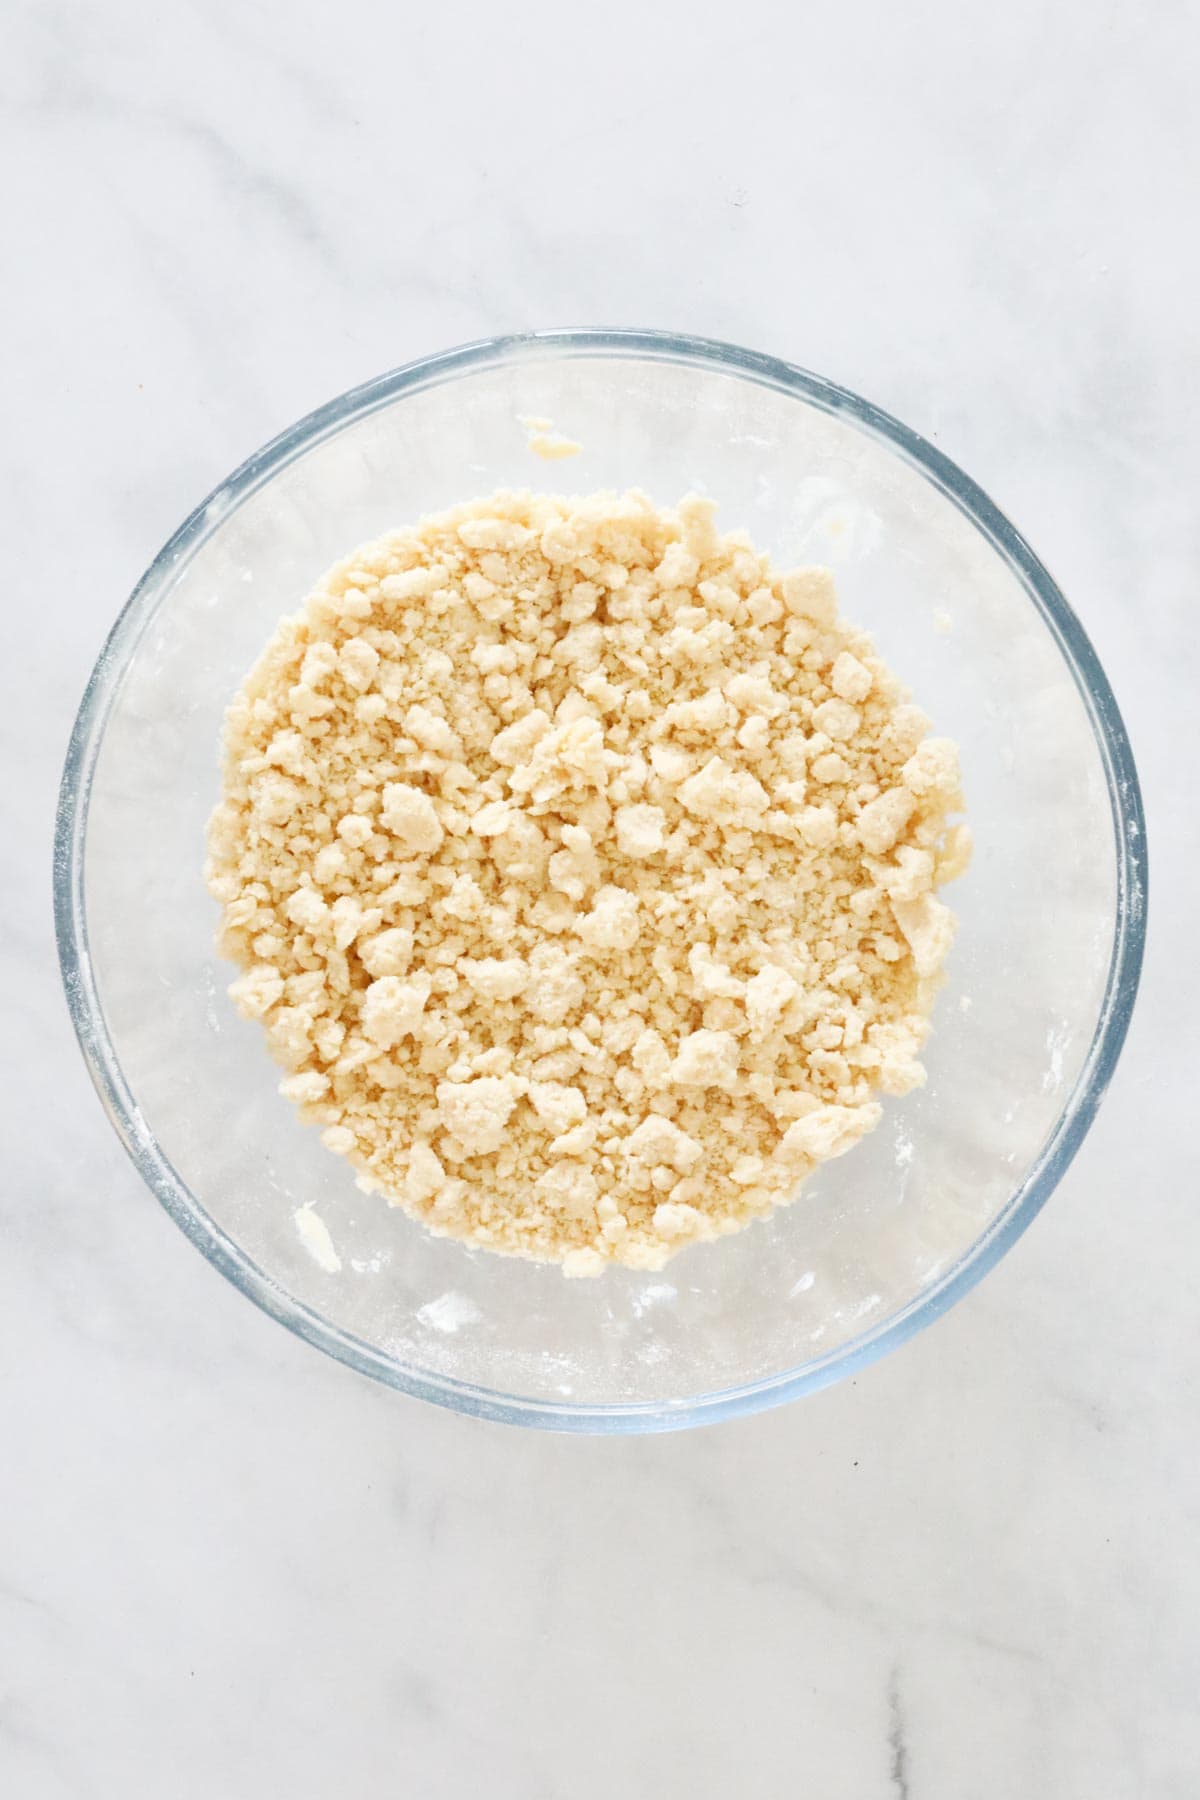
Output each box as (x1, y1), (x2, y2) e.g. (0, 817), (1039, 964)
(55, 330), (1147, 1431)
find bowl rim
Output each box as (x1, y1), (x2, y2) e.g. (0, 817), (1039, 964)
(54, 327), (1148, 1433)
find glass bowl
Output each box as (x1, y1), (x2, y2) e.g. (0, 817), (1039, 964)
(55, 330), (1147, 1432)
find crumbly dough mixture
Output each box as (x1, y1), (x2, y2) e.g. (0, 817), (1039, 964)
(207, 491), (969, 1275)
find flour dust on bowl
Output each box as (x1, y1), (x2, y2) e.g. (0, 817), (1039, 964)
(55, 331), (1146, 1431)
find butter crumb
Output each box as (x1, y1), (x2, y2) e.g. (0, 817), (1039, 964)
(521, 414), (582, 460)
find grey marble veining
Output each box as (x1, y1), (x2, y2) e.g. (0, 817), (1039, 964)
(4, 1), (1197, 1794)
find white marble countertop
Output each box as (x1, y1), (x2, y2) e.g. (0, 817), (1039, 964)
(6, 2), (1196, 1794)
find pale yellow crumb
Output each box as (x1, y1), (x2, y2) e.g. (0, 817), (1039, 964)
(530, 435), (582, 461)
(933, 609), (954, 634)
(519, 413), (582, 461)
(208, 490), (968, 1276)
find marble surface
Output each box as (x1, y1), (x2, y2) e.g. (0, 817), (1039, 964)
(4, 1), (1197, 1793)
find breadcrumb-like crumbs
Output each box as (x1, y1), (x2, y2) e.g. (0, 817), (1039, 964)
(207, 491), (969, 1275)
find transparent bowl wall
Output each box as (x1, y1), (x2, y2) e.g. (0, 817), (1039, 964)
(57, 332), (1146, 1430)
